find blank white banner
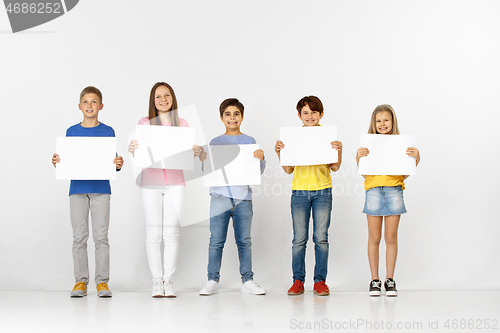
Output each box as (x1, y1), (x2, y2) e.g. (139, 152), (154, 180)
(280, 126), (338, 166)
(56, 137), (117, 180)
(203, 144), (261, 186)
(134, 125), (196, 170)
(358, 134), (417, 175)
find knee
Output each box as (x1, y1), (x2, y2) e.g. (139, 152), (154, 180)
(94, 237), (109, 247)
(384, 234), (398, 246)
(292, 235), (308, 247)
(209, 242), (225, 251)
(313, 237), (328, 247)
(368, 234), (382, 246)
(163, 226), (180, 242)
(313, 229), (328, 245)
(145, 226), (162, 243)
(236, 236), (251, 249)
(73, 233), (89, 245)
(209, 235), (226, 249)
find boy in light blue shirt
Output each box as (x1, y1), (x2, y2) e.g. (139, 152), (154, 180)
(199, 98), (266, 295)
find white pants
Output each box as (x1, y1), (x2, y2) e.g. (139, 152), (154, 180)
(141, 186), (184, 282)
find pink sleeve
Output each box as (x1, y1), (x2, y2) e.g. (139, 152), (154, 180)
(138, 117), (150, 125)
(179, 118), (189, 127)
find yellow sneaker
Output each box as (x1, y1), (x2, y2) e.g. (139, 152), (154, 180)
(70, 282), (87, 297)
(96, 282), (112, 297)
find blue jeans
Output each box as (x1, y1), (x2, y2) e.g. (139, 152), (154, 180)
(291, 188), (332, 283)
(207, 193), (254, 282)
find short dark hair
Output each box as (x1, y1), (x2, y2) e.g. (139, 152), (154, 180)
(296, 96), (323, 114)
(219, 98), (244, 117)
(80, 86), (102, 104)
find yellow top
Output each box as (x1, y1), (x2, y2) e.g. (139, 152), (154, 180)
(364, 175), (405, 191)
(292, 165), (332, 191)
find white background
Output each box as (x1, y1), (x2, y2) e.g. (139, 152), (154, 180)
(0, 0), (499, 292)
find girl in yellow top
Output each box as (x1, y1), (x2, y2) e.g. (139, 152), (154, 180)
(356, 105), (420, 297)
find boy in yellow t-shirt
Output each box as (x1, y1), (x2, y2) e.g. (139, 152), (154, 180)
(275, 96), (342, 296)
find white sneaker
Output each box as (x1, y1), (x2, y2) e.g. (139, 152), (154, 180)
(199, 280), (219, 296)
(241, 280), (266, 295)
(164, 280), (176, 298)
(152, 280), (164, 298)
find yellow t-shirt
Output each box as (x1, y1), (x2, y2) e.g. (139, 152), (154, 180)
(292, 165), (332, 191)
(364, 175), (405, 191)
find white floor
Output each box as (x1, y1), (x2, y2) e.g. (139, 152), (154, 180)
(1, 290), (498, 333)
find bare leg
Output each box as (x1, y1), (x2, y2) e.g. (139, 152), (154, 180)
(367, 216), (383, 280)
(384, 215), (401, 279)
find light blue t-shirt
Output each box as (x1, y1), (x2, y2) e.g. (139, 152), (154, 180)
(207, 133), (265, 200)
(66, 122), (115, 196)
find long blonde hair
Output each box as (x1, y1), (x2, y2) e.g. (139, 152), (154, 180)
(368, 104), (400, 134)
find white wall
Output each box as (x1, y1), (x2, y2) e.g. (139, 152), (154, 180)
(1, 0), (499, 292)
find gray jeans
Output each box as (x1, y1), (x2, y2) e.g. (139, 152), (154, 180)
(70, 193), (110, 285)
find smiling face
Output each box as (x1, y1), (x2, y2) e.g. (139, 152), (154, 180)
(154, 85), (173, 114)
(78, 93), (103, 120)
(298, 104), (323, 126)
(221, 105), (243, 131)
(375, 111), (393, 134)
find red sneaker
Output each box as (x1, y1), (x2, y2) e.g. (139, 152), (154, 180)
(287, 280), (304, 295)
(313, 281), (330, 296)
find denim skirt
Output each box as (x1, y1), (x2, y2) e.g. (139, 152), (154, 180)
(363, 186), (407, 216)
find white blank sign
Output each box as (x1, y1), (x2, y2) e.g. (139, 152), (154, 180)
(56, 137), (116, 180)
(203, 144), (261, 186)
(134, 125), (196, 170)
(280, 126), (338, 166)
(358, 134), (417, 175)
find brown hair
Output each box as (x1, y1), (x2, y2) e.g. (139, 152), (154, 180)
(296, 96), (323, 114)
(219, 98), (244, 117)
(148, 82), (179, 126)
(80, 86), (102, 104)
(368, 104), (400, 134)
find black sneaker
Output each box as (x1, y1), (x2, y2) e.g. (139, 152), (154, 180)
(384, 278), (398, 297)
(369, 279), (381, 297)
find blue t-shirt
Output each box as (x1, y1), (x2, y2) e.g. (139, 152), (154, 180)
(66, 122), (115, 196)
(207, 133), (266, 200)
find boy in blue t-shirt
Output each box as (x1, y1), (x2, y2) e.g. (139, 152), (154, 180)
(198, 98), (266, 295)
(52, 86), (123, 297)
